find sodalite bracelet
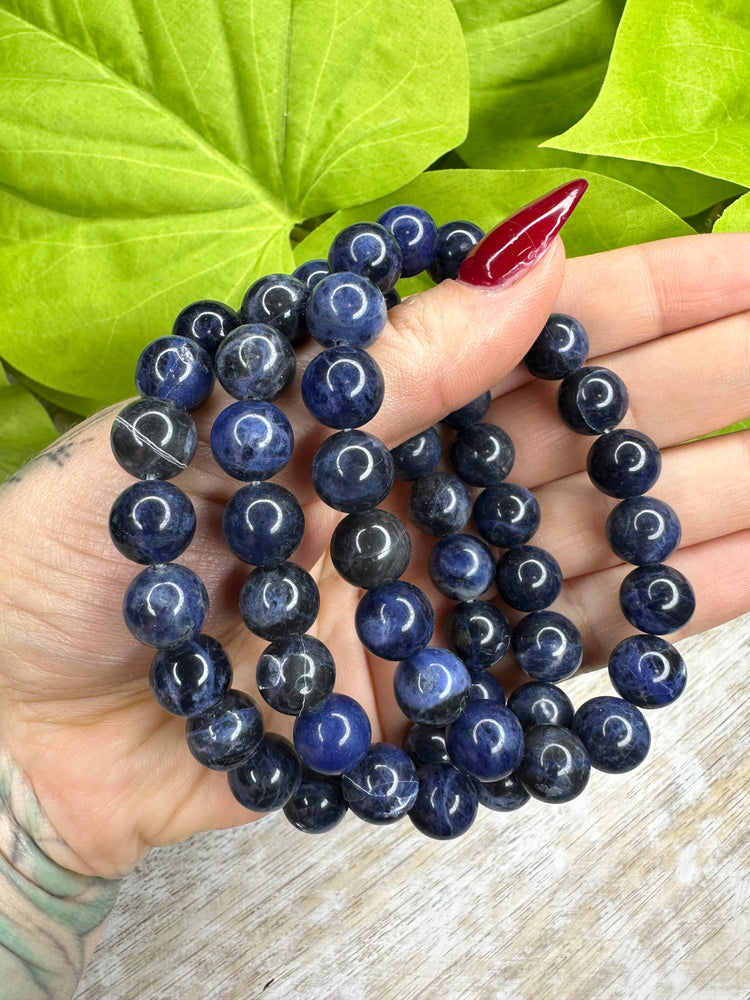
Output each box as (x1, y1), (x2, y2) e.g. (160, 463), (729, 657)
(108, 203), (695, 841)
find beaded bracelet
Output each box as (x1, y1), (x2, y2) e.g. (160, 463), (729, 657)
(108, 191), (694, 840)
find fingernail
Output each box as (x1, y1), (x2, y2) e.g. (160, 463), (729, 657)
(457, 179), (588, 289)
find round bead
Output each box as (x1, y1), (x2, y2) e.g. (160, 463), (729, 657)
(135, 336), (215, 411)
(306, 272), (387, 349)
(408, 763), (478, 839)
(330, 509), (411, 589)
(605, 496), (682, 565)
(109, 480), (196, 564)
(507, 681), (574, 729)
(619, 563), (696, 634)
(185, 689), (263, 771)
(210, 401), (294, 482)
(228, 734), (301, 812)
(341, 743), (419, 824)
(474, 773), (530, 812)
(239, 562), (320, 642)
(394, 647), (471, 726)
(328, 222), (402, 292)
(111, 397), (197, 480)
(391, 427), (442, 480)
(292, 258), (329, 290)
(256, 634), (335, 715)
(355, 580), (434, 660)
(221, 482), (304, 567)
(293, 693), (371, 775)
(301, 345), (384, 429)
(402, 724), (450, 766)
(587, 429), (662, 498)
(214, 324), (296, 401)
(511, 610), (583, 682)
(442, 391), (491, 429)
(450, 422), (514, 487)
(443, 600), (511, 672)
(495, 545), (563, 613)
(428, 533), (495, 601)
(469, 672), (506, 704)
(473, 482), (541, 548)
(240, 273), (308, 347)
(572, 696), (651, 774)
(446, 700), (524, 782)
(283, 766), (348, 834)
(377, 204), (438, 277)
(123, 563), (208, 647)
(149, 634), (232, 717)
(172, 299), (240, 356)
(608, 633), (687, 708)
(312, 430), (394, 513)
(524, 314), (589, 380)
(427, 221), (484, 284)
(408, 472), (472, 537)
(556, 365), (629, 435)
(384, 288), (401, 310)
(516, 724), (591, 803)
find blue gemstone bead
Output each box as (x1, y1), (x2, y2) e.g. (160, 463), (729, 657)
(283, 766), (348, 834)
(135, 336), (215, 411)
(185, 689), (263, 771)
(330, 509), (411, 589)
(608, 633), (687, 708)
(556, 365), (629, 435)
(469, 673), (506, 704)
(210, 400), (294, 482)
(572, 696), (651, 774)
(328, 222), (402, 292)
(123, 563), (208, 647)
(605, 496), (682, 565)
(355, 580), (434, 660)
(587, 428), (662, 498)
(408, 472), (472, 537)
(221, 482), (304, 567)
(442, 391), (491, 429)
(342, 743), (419, 824)
(619, 563), (696, 634)
(301, 345), (384, 429)
(376, 205), (438, 278)
(443, 600), (511, 672)
(495, 545), (563, 613)
(214, 324), (296, 401)
(228, 734), (301, 812)
(511, 610), (583, 682)
(239, 562), (320, 642)
(446, 700), (524, 782)
(150, 634), (232, 717)
(293, 693), (372, 775)
(256, 633), (335, 715)
(384, 288), (401, 310)
(292, 258), (330, 290)
(428, 533), (495, 601)
(507, 681), (574, 729)
(450, 422), (514, 487)
(172, 299), (240, 357)
(402, 724), (450, 766)
(312, 429), (394, 513)
(427, 221), (484, 284)
(524, 314), (589, 380)
(394, 647), (471, 726)
(517, 724), (591, 803)
(391, 427), (442, 480)
(109, 480), (196, 564)
(473, 482), (541, 548)
(409, 763), (478, 839)
(240, 273), (309, 347)
(111, 397), (197, 480)
(306, 272), (387, 349)
(474, 773), (530, 812)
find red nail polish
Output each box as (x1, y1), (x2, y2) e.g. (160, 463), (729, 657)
(457, 179), (588, 288)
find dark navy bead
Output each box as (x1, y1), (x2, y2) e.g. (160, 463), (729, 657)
(330, 509), (411, 589)
(409, 763), (478, 839)
(572, 696), (651, 774)
(293, 693), (371, 775)
(210, 401), (294, 482)
(342, 743), (419, 824)
(427, 221), (484, 284)
(443, 600), (511, 672)
(495, 545), (563, 613)
(239, 562), (320, 642)
(450, 422), (514, 487)
(135, 336), (215, 411)
(474, 773), (530, 812)
(228, 734), (301, 812)
(283, 766), (348, 834)
(619, 563), (695, 634)
(473, 482), (541, 548)
(312, 429), (394, 513)
(524, 314), (589, 380)
(123, 563), (208, 647)
(149, 634), (232, 717)
(469, 673), (506, 704)
(408, 472), (472, 537)
(556, 365), (629, 435)
(292, 258), (329, 291)
(221, 482), (304, 567)
(214, 324), (295, 401)
(391, 427), (442, 481)
(376, 205), (438, 278)
(328, 222), (402, 292)
(517, 725), (591, 803)
(442, 391), (491, 429)
(240, 273), (309, 347)
(384, 288), (401, 310)
(109, 480), (196, 564)
(587, 429), (662, 498)
(394, 647), (471, 726)
(608, 634), (687, 708)
(446, 701), (523, 782)
(606, 496), (682, 565)
(306, 272), (387, 349)
(511, 611), (583, 682)
(172, 299), (240, 357)
(507, 681), (574, 729)
(301, 345), (384, 429)
(111, 397), (197, 480)
(402, 724), (450, 766)
(428, 533), (495, 601)
(256, 634), (335, 715)
(355, 580), (434, 660)
(185, 689), (263, 771)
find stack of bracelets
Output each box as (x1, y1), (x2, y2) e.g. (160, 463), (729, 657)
(108, 198), (695, 840)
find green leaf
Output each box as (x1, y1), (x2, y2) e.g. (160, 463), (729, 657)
(0, 0), (468, 402)
(714, 190), (750, 233)
(0, 383), (58, 481)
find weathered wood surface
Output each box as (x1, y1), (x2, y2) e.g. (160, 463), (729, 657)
(75, 618), (750, 1000)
